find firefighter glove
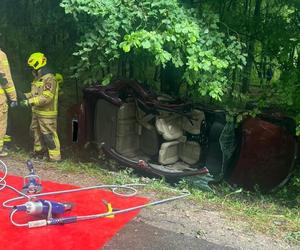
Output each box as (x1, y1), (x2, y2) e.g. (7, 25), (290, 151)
(20, 99), (29, 107)
(10, 101), (18, 108)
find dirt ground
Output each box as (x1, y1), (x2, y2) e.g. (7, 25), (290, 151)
(1, 156), (298, 250)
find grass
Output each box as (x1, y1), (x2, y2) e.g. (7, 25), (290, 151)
(53, 160), (300, 245)
(8, 149), (300, 245)
(185, 183), (300, 244)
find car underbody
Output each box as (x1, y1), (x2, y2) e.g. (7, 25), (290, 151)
(67, 80), (298, 192)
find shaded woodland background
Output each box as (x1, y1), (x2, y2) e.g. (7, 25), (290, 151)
(0, 0), (299, 147)
(0, 0), (299, 214)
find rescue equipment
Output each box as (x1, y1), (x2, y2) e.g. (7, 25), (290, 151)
(0, 159), (190, 228)
(14, 200), (73, 216)
(21, 160), (42, 194)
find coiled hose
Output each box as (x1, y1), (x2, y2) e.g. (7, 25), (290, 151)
(0, 159), (190, 228)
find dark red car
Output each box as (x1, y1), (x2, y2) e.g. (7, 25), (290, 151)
(67, 80), (298, 192)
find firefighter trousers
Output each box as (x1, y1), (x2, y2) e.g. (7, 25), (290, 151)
(0, 103), (8, 152)
(30, 114), (61, 161)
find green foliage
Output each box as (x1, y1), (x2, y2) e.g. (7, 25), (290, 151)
(0, 0), (77, 76)
(276, 165), (300, 207)
(198, 0), (300, 128)
(60, 0), (246, 100)
(285, 231), (300, 244)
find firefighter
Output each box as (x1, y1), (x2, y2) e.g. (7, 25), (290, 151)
(0, 48), (17, 157)
(20, 52), (61, 162)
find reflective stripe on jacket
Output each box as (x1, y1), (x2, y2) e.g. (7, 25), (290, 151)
(26, 72), (59, 118)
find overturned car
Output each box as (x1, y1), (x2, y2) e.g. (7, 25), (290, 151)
(68, 80), (298, 192)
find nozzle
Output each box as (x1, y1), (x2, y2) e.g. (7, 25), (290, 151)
(63, 202), (73, 211)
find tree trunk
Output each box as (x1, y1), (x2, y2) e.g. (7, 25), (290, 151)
(242, 0), (262, 93)
(160, 63), (182, 96)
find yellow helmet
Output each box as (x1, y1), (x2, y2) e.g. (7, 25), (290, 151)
(28, 52), (47, 70)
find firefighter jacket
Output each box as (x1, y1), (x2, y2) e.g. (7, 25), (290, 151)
(0, 49), (17, 108)
(25, 69), (59, 118)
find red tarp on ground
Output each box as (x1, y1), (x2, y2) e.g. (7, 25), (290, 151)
(0, 175), (148, 250)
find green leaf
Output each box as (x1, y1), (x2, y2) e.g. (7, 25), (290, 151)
(102, 73), (112, 86)
(141, 40), (151, 49)
(122, 44), (131, 53)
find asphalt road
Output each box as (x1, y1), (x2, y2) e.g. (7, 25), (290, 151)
(103, 220), (235, 250)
